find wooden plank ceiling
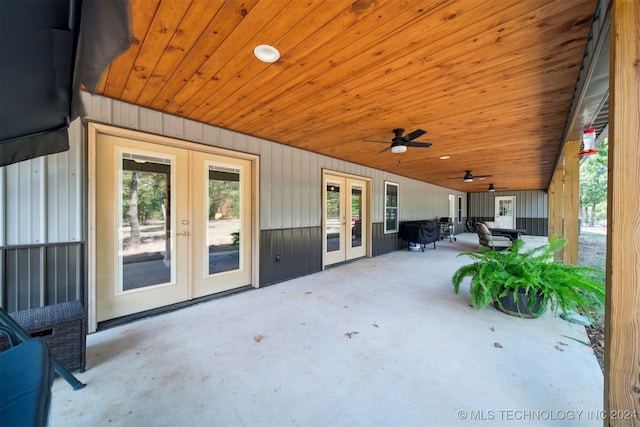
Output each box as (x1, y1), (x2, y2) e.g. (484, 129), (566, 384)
(96, 0), (597, 192)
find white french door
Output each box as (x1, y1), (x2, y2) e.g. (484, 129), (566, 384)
(323, 173), (368, 267)
(93, 130), (254, 323)
(495, 196), (516, 229)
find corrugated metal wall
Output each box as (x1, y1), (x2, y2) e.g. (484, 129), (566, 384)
(1, 93), (467, 308)
(0, 120), (85, 310)
(468, 190), (549, 236)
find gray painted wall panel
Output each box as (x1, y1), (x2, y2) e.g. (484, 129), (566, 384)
(469, 190), (548, 219)
(260, 227), (322, 286)
(2, 243), (84, 312)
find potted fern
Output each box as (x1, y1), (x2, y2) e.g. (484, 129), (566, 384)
(451, 235), (605, 318)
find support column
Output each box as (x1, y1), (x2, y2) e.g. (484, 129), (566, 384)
(604, 0), (640, 423)
(548, 162), (564, 261)
(562, 140), (580, 265)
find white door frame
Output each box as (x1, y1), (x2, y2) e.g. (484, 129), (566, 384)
(87, 122), (260, 332)
(448, 194), (455, 221)
(322, 170), (371, 268)
(495, 196), (516, 229)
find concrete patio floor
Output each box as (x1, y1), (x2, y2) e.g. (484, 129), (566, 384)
(49, 233), (604, 427)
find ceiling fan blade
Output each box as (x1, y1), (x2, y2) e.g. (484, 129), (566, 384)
(402, 129), (426, 142)
(476, 174), (493, 179)
(405, 141), (432, 148)
(378, 146), (391, 154)
(364, 139), (390, 144)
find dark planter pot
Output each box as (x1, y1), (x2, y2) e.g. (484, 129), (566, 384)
(494, 289), (546, 318)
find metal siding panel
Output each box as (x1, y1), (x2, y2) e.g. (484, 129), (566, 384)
(93, 95), (113, 123)
(291, 149), (302, 228)
(139, 106), (164, 134)
(32, 158), (46, 244)
(245, 135), (261, 155)
(373, 171), (383, 223)
(259, 227), (322, 286)
(31, 248), (45, 309)
(271, 145), (283, 229)
(42, 119), (84, 244)
(10, 163), (30, 244)
(113, 100), (140, 129)
(281, 147), (293, 229)
(68, 119), (84, 243)
(299, 150), (309, 228)
(14, 248), (45, 310)
(232, 132), (248, 153)
(259, 231), (273, 284)
(309, 154), (321, 227)
(162, 114), (184, 139)
(9, 159), (48, 245)
(260, 142), (272, 229)
(46, 245), (64, 303)
(219, 128), (234, 150)
(203, 125), (221, 147)
(184, 120), (203, 143)
(45, 244), (83, 305)
(46, 154), (62, 242)
(4, 166), (17, 244)
(5, 250), (19, 311)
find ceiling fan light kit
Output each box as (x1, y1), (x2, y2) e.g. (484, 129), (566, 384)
(447, 170), (493, 183)
(488, 184), (495, 192)
(365, 128), (432, 154)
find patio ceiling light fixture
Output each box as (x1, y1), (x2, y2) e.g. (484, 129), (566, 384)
(391, 144), (407, 154)
(463, 171), (473, 182)
(254, 45), (280, 63)
(488, 183), (496, 192)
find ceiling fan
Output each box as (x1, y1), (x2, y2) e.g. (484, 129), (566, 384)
(487, 183), (508, 192)
(447, 170), (492, 182)
(365, 128), (432, 154)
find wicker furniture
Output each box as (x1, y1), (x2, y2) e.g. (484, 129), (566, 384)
(0, 301), (86, 372)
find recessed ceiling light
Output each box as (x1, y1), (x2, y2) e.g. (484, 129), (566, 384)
(254, 45), (280, 63)
(440, 155), (450, 160)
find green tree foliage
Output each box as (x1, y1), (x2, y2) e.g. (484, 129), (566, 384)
(580, 139), (608, 226)
(208, 179), (240, 219)
(122, 171), (167, 227)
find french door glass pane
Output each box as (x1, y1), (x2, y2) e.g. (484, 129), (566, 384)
(207, 165), (241, 275)
(120, 153), (172, 291)
(326, 183), (341, 252)
(351, 185), (362, 248)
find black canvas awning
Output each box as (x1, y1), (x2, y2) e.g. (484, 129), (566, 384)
(0, 0), (131, 167)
